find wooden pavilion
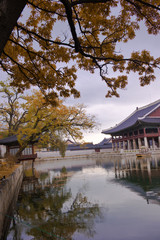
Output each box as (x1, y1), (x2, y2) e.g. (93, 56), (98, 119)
(102, 99), (160, 151)
(0, 135), (37, 161)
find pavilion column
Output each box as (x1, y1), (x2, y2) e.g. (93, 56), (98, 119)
(152, 138), (156, 149)
(133, 139), (136, 149)
(117, 141), (119, 150)
(123, 141), (125, 150)
(127, 140), (131, 150)
(115, 142), (118, 151)
(138, 138), (142, 149)
(112, 141), (114, 151)
(158, 136), (160, 148)
(144, 137), (148, 149)
(6, 145), (9, 155)
(112, 136), (114, 151)
(119, 142), (121, 149)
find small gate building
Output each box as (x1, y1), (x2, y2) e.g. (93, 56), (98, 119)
(0, 135), (37, 161)
(102, 100), (160, 151)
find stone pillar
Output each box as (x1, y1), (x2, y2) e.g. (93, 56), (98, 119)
(115, 142), (118, 151)
(123, 141), (125, 150)
(158, 136), (160, 148)
(133, 139), (136, 149)
(152, 137), (156, 149)
(138, 138), (141, 149)
(112, 142), (114, 151)
(127, 140), (130, 150)
(144, 137), (148, 149)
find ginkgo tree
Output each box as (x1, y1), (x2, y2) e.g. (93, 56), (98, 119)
(1, 0), (160, 100)
(0, 80), (27, 136)
(0, 81), (97, 157)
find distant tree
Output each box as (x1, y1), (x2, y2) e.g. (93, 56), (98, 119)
(1, 1), (160, 99)
(0, 80), (26, 136)
(0, 81), (97, 156)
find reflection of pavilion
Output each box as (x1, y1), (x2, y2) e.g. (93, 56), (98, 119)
(114, 156), (160, 204)
(21, 166), (73, 194)
(114, 156), (160, 180)
(21, 176), (39, 193)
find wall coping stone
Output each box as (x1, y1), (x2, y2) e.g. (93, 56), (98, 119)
(0, 164), (23, 238)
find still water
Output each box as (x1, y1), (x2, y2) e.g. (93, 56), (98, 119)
(5, 156), (160, 240)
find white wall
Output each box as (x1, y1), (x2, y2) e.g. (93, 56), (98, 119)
(0, 145), (6, 157)
(37, 149), (95, 158)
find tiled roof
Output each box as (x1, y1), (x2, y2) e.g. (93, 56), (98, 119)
(98, 138), (111, 145)
(0, 135), (18, 145)
(102, 99), (160, 134)
(95, 143), (112, 149)
(67, 142), (95, 150)
(0, 134), (39, 145)
(66, 139), (112, 150)
(140, 118), (160, 124)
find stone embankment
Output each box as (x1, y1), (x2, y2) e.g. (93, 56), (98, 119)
(36, 149), (138, 161)
(36, 148), (160, 161)
(36, 149), (112, 161)
(0, 165), (23, 239)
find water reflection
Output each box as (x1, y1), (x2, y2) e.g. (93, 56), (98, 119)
(5, 156), (160, 240)
(114, 156), (160, 204)
(7, 165), (102, 240)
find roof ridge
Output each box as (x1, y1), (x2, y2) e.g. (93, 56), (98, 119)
(139, 103), (160, 120)
(137, 99), (160, 111)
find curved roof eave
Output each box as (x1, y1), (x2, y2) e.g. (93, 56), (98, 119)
(139, 118), (160, 125)
(102, 120), (141, 135)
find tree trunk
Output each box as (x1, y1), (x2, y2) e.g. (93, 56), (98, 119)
(15, 143), (26, 158)
(0, 0), (27, 56)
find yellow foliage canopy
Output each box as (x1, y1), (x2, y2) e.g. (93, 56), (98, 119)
(0, 82), (97, 155)
(18, 91), (96, 140)
(17, 91), (97, 155)
(1, 0), (160, 98)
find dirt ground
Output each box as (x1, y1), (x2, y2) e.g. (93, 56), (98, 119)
(0, 161), (19, 180)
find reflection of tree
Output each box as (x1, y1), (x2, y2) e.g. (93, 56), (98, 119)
(28, 192), (100, 240)
(8, 170), (102, 240)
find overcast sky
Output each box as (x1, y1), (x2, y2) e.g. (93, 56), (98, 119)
(65, 22), (160, 143)
(1, 12), (160, 144)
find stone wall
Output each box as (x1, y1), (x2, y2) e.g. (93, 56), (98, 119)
(36, 148), (112, 159)
(0, 165), (23, 239)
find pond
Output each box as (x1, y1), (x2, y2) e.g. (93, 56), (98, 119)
(5, 156), (160, 240)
